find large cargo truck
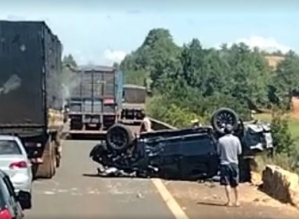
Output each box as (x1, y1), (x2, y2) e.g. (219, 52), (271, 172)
(0, 21), (64, 179)
(120, 84), (147, 124)
(65, 65), (123, 136)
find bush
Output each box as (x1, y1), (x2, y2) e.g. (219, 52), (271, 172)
(271, 110), (294, 156)
(146, 95), (201, 128)
(270, 110), (299, 174)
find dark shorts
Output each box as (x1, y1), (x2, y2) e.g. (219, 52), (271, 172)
(220, 163), (239, 187)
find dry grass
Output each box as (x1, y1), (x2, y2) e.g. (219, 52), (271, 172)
(264, 55), (285, 70)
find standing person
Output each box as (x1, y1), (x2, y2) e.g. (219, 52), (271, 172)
(139, 109), (152, 133)
(217, 124), (242, 207)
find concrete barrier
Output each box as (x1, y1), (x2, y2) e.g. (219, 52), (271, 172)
(149, 117), (177, 130)
(262, 165), (299, 209)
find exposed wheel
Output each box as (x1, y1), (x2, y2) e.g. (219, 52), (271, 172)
(54, 134), (62, 168)
(33, 139), (56, 179)
(51, 144), (56, 175)
(106, 123), (135, 151)
(18, 191), (32, 210)
(211, 108), (239, 134)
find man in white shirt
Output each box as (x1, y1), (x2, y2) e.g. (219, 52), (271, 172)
(217, 124), (242, 207)
(139, 109), (152, 133)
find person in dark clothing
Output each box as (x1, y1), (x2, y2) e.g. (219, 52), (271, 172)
(217, 124), (242, 207)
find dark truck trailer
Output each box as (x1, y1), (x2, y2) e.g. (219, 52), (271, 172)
(120, 84), (147, 124)
(0, 21), (64, 179)
(66, 65), (123, 135)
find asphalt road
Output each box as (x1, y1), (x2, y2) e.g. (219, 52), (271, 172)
(26, 139), (175, 219)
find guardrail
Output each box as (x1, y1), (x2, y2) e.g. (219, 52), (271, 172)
(149, 117), (177, 131)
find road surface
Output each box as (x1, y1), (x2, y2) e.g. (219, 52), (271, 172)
(26, 139), (175, 219)
(24, 128), (299, 219)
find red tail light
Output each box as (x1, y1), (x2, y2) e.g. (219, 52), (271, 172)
(103, 98), (114, 105)
(9, 161), (27, 169)
(0, 209), (12, 219)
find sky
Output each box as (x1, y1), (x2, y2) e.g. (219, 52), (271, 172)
(0, 0), (298, 65)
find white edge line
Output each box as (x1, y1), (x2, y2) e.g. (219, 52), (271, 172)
(151, 178), (190, 219)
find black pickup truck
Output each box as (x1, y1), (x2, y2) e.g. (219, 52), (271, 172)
(90, 108), (273, 181)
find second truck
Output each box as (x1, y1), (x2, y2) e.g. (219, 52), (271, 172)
(0, 21), (64, 179)
(65, 65), (124, 136)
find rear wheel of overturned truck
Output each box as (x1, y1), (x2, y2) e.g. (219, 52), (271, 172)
(211, 107), (239, 134)
(33, 137), (56, 179)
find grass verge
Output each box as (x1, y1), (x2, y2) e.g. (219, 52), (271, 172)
(254, 113), (299, 175)
(254, 113), (299, 143)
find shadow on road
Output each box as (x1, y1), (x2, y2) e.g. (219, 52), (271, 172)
(197, 201), (226, 207)
(82, 173), (100, 178)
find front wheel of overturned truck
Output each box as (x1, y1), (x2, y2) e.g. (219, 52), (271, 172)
(32, 138), (57, 179)
(106, 123), (135, 151)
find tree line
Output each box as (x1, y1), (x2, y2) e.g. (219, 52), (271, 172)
(120, 28), (299, 127)
(60, 32), (299, 172)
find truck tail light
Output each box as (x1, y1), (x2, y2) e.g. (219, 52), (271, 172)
(103, 98), (114, 105)
(9, 161), (28, 169)
(0, 208), (12, 219)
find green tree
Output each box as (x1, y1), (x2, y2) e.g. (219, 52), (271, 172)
(121, 28), (180, 87)
(120, 27), (297, 127)
(62, 54), (77, 67)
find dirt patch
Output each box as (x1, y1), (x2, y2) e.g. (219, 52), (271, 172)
(264, 55), (284, 70)
(164, 180), (299, 219)
(292, 97), (299, 119)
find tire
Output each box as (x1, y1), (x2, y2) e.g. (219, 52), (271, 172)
(211, 108), (239, 134)
(54, 134), (61, 168)
(18, 191), (32, 210)
(106, 123), (135, 151)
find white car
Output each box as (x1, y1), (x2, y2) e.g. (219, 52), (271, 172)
(0, 135), (32, 208)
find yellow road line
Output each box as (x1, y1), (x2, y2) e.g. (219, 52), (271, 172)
(151, 178), (190, 219)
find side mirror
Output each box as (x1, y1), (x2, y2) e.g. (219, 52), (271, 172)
(17, 191), (31, 210)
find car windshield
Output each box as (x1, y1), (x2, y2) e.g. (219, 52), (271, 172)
(0, 140), (22, 155)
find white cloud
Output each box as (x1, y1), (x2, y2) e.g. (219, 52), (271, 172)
(103, 49), (127, 63)
(70, 49), (128, 66)
(230, 36), (291, 53)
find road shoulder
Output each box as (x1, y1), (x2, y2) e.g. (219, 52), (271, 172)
(162, 180), (299, 219)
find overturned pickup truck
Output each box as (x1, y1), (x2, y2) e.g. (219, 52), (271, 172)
(89, 108), (273, 180)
